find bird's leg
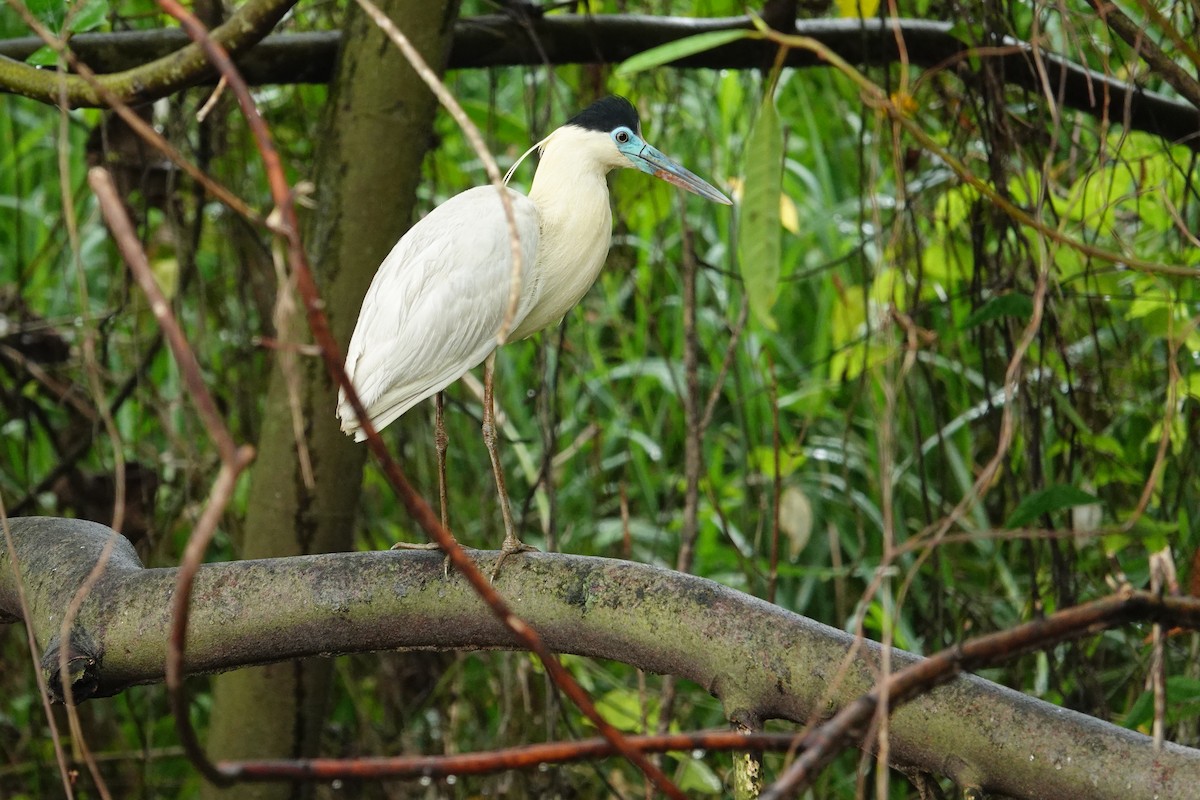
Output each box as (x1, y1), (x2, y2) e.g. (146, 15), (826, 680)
(435, 390), (450, 530)
(482, 352), (537, 580)
(391, 391), (456, 577)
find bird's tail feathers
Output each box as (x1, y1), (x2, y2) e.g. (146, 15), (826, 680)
(335, 389), (366, 441)
(335, 385), (421, 443)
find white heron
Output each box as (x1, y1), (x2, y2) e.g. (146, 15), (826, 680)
(337, 95), (730, 570)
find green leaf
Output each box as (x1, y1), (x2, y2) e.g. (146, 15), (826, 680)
(68, 0), (109, 34)
(26, 45), (59, 67)
(590, 689), (657, 733)
(24, 0), (108, 35)
(25, 0), (66, 29)
(738, 90), (784, 330)
(615, 30), (751, 77)
(676, 755), (723, 793)
(1122, 677), (1200, 731)
(961, 293), (1033, 329)
(24, 0), (109, 63)
(1004, 485), (1100, 529)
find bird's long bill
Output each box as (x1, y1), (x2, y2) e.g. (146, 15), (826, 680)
(633, 143), (732, 205)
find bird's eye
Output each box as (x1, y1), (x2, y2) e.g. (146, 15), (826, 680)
(614, 128), (631, 144)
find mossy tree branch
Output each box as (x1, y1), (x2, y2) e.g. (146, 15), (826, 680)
(3, 516), (1199, 800)
(0, 0), (296, 107)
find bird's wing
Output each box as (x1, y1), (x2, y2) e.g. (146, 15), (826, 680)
(337, 186), (541, 439)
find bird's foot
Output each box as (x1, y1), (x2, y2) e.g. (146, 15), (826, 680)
(489, 536), (539, 583)
(390, 539), (467, 577)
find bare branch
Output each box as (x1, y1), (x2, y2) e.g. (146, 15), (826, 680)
(221, 731), (806, 782)
(0, 17), (1195, 151)
(89, 162), (258, 784)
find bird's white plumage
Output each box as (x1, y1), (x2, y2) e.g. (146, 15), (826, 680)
(336, 105), (727, 441)
(338, 125), (631, 440)
(337, 186), (540, 440)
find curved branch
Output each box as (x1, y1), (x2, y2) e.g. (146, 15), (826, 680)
(0, 0), (296, 107)
(0, 16), (1196, 150)
(3, 516), (1199, 799)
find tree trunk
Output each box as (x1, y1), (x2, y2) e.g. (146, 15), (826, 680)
(202, 3), (459, 798)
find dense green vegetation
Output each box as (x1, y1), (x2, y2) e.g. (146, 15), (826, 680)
(2, 0), (1198, 796)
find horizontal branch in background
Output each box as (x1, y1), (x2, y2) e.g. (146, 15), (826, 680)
(3, 516), (1199, 800)
(0, 16), (1195, 150)
(0, 0), (296, 107)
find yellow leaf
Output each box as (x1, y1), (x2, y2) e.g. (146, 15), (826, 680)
(151, 257), (179, 300)
(779, 485), (813, 559)
(727, 178), (796, 232)
(890, 91), (918, 117)
(837, 0), (880, 18)
(780, 193), (799, 234)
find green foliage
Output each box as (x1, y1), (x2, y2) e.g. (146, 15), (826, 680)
(739, 82), (785, 330)
(615, 30), (752, 76)
(4, 0), (1200, 796)
(961, 293), (1032, 329)
(1004, 485), (1101, 529)
(1123, 676), (1200, 732)
(24, 0), (110, 65)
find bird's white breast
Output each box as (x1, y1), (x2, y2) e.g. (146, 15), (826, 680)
(508, 128), (618, 340)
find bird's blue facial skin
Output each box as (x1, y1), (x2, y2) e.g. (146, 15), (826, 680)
(612, 126), (732, 205)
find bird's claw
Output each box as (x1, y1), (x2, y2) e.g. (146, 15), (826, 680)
(389, 541), (444, 551)
(489, 539), (539, 583)
(390, 538), (535, 582)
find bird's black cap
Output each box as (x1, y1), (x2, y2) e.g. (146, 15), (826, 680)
(566, 95), (641, 134)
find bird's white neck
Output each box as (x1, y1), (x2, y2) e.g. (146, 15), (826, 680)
(510, 127), (619, 339)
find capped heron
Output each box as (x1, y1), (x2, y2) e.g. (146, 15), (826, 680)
(337, 96), (730, 571)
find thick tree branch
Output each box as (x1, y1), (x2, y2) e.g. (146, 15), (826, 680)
(0, 16), (1196, 150)
(3, 516), (1199, 800)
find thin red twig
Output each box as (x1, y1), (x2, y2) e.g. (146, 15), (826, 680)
(219, 730), (808, 781)
(167, 452), (255, 785)
(88, 164), (256, 785)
